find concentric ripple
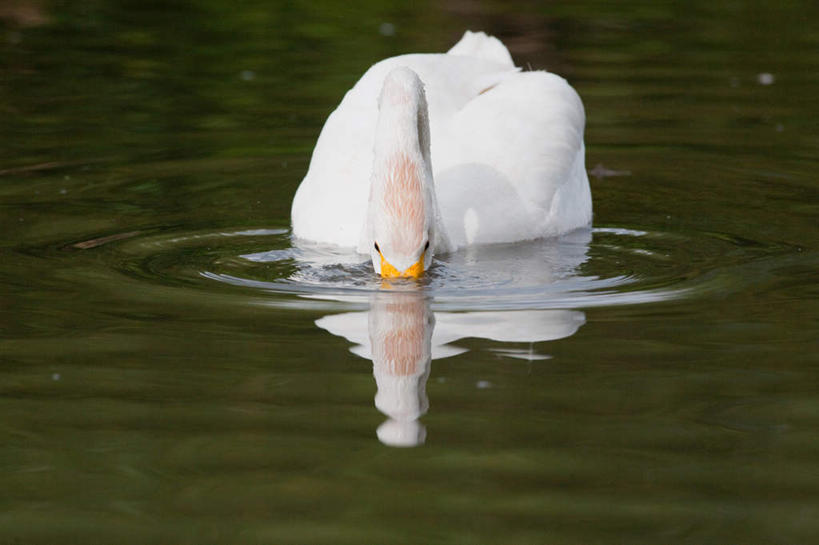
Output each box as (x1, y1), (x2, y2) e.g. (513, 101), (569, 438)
(93, 223), (793, 312)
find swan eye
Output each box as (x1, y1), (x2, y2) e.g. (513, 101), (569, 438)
(374, 242), (380, 253)
(423, 240), (430, 251)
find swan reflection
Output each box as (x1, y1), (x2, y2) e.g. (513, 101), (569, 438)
(219, 229), (685, 446)
(317, 292), (585, 447)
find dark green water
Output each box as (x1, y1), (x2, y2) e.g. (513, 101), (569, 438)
(2, 1), (819, 543)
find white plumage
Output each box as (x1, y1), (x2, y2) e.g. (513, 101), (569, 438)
(291, 30), (592, 260)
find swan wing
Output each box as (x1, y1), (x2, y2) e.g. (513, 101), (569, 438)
(434, 70), (591, 247)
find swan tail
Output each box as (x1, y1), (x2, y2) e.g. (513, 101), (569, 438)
(447, 30), (515, 68)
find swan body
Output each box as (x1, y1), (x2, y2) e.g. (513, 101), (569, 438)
(291, 31), (592, 275)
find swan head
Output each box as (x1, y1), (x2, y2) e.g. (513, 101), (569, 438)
(364, 67), (442, 279)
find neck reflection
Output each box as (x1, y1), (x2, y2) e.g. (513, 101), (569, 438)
(369, 290), (433, 447)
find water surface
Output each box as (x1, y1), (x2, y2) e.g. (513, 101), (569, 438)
(2, 1), (818, 543)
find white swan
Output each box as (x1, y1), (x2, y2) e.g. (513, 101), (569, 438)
(291, 31), (592, 277)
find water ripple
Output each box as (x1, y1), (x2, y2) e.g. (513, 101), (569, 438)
(75, 223), (788, 312)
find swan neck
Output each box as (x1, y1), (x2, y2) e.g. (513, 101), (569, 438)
(373, 92), (431, 179)
(359, 67), (450, 260)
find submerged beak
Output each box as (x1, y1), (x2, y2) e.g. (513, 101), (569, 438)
(380, 252), (424, 279)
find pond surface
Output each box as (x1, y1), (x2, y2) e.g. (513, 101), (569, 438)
(2, 1), (819, 543)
